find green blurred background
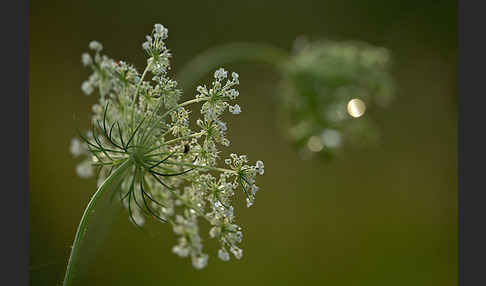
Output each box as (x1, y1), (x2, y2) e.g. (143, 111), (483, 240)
(29, 0), (457, 285)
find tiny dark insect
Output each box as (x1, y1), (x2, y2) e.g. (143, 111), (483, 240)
(183, 144), (190, 154)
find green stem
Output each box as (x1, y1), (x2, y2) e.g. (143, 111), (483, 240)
(165, 131), (205, 145)
(176, 42), (290, 91)
(134, 62), (152, 105)
(63, 160), (132, 286)
(160, 97), (211, 119)
(164, 160), (235, 174)
(131, 61), (152, 130)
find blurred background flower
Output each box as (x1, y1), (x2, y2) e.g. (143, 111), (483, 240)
(30, 0), (456, 285)
(280, 39), (395, 159)
(177, 38), (396, 160)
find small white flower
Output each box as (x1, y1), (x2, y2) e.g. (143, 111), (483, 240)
(209, 226), (221, 238)
(234, 231), (243, 243)
(246, 197), (254, 208)
(154, 24), (168, 39)
(132, 212), (145, 226)
(255, 160), (264, 175)
(218, 249), (230, 261)
(256, 160), (264, 168)
(196, 85), (208, 96)
(81, 81), (93, 95)
(142, 41), (151, 51)
(192, 254), (208, 269)
(91, 104), (102, 114)
(154, 24), (164, 33)
(172, 245), (190, 257)
(70, 138), (83, 157)
(88, 41), (103, 52)
(230, 246), (243, 259)
(225, 206), (234, 218)
(232, 72), (239, 83)
(215, 120), (227, 132)
(76, 161), (93, 178)
(229, 104), (241, 114)
(214, 68), (227, 80)
(226, 89), (239, 99)
(251, 184), (259, 196)
(81, 53), (92, 66)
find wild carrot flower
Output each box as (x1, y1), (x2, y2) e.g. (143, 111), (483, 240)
(70, 24), (264, 269)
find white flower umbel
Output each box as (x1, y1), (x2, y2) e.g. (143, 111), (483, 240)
(68, 24), (265, 276)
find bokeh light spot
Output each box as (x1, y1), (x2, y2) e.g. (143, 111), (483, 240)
(307, 136), (324, 152)
(321, 129), (342, 148)
(347, 98), (366, 118)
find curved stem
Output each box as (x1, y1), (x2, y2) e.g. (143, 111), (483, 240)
(63, 160), (132, 286)
(159, 96), (211, 119)
(176, 42), (290, 92)
(134, 62), (152, 105)
(164, 131), (205, 145)
(131, 61), (152, 130)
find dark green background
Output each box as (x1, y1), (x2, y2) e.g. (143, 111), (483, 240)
(30, 0), (457, 285)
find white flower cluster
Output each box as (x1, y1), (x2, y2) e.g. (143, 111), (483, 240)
(197, 68), (241, 121)
(142, 24), (171, 75)
(71, 24), (264, 269)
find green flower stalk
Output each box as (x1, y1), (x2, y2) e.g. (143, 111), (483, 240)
(67, 24), (265, 283)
